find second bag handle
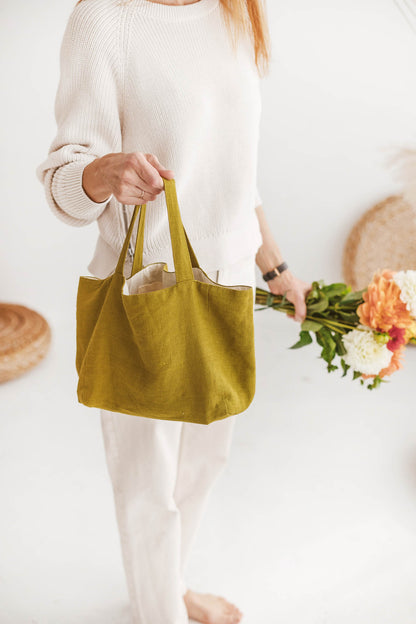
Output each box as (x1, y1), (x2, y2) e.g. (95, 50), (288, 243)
(115, 177), (200, 282)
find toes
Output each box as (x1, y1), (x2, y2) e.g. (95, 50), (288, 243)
(226, 605), (243, 622)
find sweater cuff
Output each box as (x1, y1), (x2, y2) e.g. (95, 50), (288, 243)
(51, 160), (112, 222)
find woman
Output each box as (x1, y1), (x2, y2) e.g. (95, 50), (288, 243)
(36, 0), (311, 622)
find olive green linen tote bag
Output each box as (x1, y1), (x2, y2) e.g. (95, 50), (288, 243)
(75, 177), (256, 425)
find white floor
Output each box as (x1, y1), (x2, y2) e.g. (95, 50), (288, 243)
(1, 278), (416, 623)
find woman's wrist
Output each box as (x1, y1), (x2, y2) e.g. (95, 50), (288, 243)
(255, 242), (285, 275)
(82, 156), (112, 203)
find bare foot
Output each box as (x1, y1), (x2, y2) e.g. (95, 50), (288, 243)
(183, 589), (243, 624)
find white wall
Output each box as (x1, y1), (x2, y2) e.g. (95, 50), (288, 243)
(258, 0), (416, 282)
(1, 0), (416, 312)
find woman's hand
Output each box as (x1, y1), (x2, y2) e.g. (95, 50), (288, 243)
(82, 151), (175, 205)
(268, 269), (312, 323)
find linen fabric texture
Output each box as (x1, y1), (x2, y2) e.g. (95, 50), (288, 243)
(76, 177), (256, 425)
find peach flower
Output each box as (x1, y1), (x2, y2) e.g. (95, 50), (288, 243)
(357, 269), (413, 332)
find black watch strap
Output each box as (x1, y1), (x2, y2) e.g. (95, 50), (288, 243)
(262, 261), (289, 282)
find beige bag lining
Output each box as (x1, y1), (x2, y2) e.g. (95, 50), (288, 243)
(84, 262), (250, 294)
(122, 263), (249, 295)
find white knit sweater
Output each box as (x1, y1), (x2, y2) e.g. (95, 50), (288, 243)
(36, 0), (263, 277)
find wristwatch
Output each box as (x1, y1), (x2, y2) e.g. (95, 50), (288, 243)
(262, 261), (288, 282)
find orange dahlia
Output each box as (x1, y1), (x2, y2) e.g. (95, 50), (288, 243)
(357, 269), (413, 332)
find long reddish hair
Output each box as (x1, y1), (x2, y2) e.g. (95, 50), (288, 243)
(76, 0), (271, 77)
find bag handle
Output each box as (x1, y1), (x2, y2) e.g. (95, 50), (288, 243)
(115, 177), (200, 282)
(130, 190), (200, 277)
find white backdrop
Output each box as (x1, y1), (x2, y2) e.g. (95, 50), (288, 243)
(1, 1), (416, 623)
(1, 0), (416, 310)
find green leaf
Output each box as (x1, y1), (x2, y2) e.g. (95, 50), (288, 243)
(318, 326), (337, 363)
(366, 375), (387, 390)
(334, 333), (347, 356)
(340, 358), (350, 377)
(340, 288), (366, 304)
(307, 297), (329, 314)
(315, 330), (325, 348)
(352, 370), (362, 380)
(337, 312), (360, 324)
(301, 319), (323, 332)
(306, 289), (320, 302)
(322, 283), (350, 298)
(289, 330), (313, 349)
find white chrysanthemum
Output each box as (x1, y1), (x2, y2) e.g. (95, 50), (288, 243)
(342, 326), (393, 375)
(392, 270), (416, 318)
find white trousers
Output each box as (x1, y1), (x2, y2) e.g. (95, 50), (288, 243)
(99, 253), (257, 624)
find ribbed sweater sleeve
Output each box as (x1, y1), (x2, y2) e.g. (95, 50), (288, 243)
(36, 3), (123, 227)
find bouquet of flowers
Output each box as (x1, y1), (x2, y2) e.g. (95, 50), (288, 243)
(255, 269), (416, 389)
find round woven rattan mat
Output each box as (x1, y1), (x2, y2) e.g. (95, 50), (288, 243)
(342, 195), (416, 291)
(0, 303), (51, 383)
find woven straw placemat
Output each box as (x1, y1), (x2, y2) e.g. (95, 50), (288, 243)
(342, 195), (416, 291)
(0, 303), (51, 383)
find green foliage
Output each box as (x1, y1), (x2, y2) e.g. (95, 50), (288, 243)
(340, 358), (350, 377)
(365, 375), (388, 390)
(289, 330), (313, 349)
(255, 280), (389, 390)
(333, 333), (347, 356)
(300, 319), (323, 332)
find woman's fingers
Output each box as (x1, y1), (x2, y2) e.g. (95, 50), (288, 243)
(144, 153), (175, 180)
(113, 152), (175, 204)
(129, 152), (166, 194)
(133, 152), (175, 194)
(269, 272), (311, 324)
(296, 292), (308, 322)
(95, 151), (175, 206)
(121, 189), (158, 205)
(286, 291), (306, 323)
